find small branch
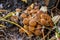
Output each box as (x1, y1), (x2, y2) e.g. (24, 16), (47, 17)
(41, 27), (56, 40)
(0, 19), (32, 36)
(42, 29), (45, 40)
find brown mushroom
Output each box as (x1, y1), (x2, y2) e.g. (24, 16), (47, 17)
(27, 7), (31, 11)
(28, 26), (35, 33)
(40, 18), (48, 26)
(23, 18), (29, 25)
(36, 25), (42, 30)
(36, 11), (53, 27)
(34, 29), (41, 36)
(20, 13), (27, 18)
(29, 19), (37, 27)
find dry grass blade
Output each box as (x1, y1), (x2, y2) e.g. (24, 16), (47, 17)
(49, 36), (56, 40)
(52, 15), (60, 24)
(0, 24), (6, 29)
(3, 12), (16, 19)
(0, 19), (33, 36)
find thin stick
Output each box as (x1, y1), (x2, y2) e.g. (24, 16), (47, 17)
(42, 29), (45, 40)
(41, 27), (56, 40)
(42, 26), (45, 40)
(55, 0), (59, 7)
(0, 19), (32, 36)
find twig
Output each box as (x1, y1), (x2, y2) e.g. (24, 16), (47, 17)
(42, 29), (45, 40)
(55, 0), (59, 7)
(0, 19), (32, 36)
(3, 12), (23, 19)
(41, 27), (56, 40)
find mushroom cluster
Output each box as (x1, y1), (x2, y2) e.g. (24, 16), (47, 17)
(19, 4), (54, 36)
